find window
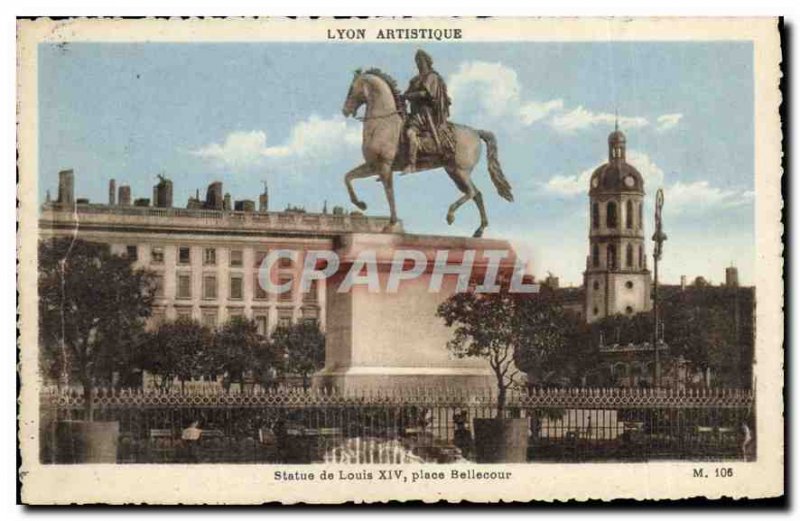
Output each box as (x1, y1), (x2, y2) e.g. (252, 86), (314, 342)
(625, 280), (634, 289)
(176, 308), (192, 321)
(638, 203), (643, 229)
(230, 275), (243, 300)
(126, 245), (138, 261)
(179, 247), (191, 265)
(228, 308), (244, 321)
(593, 307), (599, 316)
(254, 315), (268, 336)
(151, 246), (164, 264)
(254, 273), (268, 300)
(301, 306), (319, 325)
(606, 201), (618, 228)
(625, 306), (634, 315)
(303, 279), (319, 303)
(202, 311), (218, 329)
(638, 245), (644, 268)
(230, 249), (243, 267)
(278, 275), (293, 301)
(203, 274), (217, 299)
(254, 251), (268, 268)
(592, 244), (600, 268)
(593, 281), (600, 291)
(204, 248), (216, 266)
(153, 274), (164, 297)
(277, 308), (293, 328)
(177, 274), (191, 299)
(626, 243), (633, 268)
(607, 244), (617, 271)
(591, 203), (599, 229)
(626, 200), (633, 229)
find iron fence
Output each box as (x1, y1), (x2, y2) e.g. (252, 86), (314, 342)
(40, 386), (755, 464)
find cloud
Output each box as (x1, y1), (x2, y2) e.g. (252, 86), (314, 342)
(544, 165), (594, 196)
(664, 181), (754, 212)
(447, 61), (563, 126)
(550, 106), (649, 134)
(543, 149), (664, 196)
(542, 150), (752, 217)
(520, 99), (565, 125)
(190, 115), (360, 169)
(448, 61), (681, 138)
(656, 113), (683, 132)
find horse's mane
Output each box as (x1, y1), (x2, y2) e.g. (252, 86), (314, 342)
(364, 68), (407, 117)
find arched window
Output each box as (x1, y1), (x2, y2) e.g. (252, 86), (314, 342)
(626, 200), (633, 229)
(638, 202), (643, 229)
(606, 201), (618, 228)
(592, 244), (600, 267)
(626, 243), (633, 267)
(607, 244), (617, 271)
(638, 245), (643, 267)
(591, 202), (599, 229)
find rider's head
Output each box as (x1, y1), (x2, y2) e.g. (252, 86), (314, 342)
(415, 49), (433, 73)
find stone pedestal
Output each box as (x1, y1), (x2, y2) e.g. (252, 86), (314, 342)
(314, 233), (518, 393)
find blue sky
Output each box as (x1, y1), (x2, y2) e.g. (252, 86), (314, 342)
(38, 42), (755, 286)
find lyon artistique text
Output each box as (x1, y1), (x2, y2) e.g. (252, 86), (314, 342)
(326, 28), (463, 41)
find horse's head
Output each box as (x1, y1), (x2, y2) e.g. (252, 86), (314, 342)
(342, 69), (367, 118)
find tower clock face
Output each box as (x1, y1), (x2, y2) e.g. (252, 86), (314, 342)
(624, 175), (635, 188)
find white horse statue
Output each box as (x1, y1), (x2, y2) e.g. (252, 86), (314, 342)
(341, 69), (513, 238)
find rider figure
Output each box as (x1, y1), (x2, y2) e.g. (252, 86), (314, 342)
(402, 49), (451, 173)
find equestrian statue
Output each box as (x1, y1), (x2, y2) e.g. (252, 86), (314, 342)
(341, 49), (513, 238)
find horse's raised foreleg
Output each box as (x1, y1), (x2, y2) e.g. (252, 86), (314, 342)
(444, 167), (477, 228)
(377, 162), (402, 233)
(471, 181), (489, 238)
(344, 163), (373, 211)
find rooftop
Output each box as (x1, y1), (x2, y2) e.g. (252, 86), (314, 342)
(40, 201), (395, 237)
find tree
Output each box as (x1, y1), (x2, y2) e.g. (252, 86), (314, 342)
(271, 320), (326, 390)
(212, 317), (265, 391)
(662, 303), (736, 386)
(38, 238), (155, 419)
(141, 318), (213, 390)
(591, 312), (652, 347)
(537, 311), (598, 387)
(437, 281), (569, 416)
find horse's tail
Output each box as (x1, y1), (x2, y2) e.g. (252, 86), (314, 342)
(477, 129), (514, 202)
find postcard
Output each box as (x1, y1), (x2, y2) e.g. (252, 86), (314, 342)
(17, 17), (783, 504)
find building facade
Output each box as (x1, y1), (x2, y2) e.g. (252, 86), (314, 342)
(584, 126), (652, 322)
(39, 171), (394, 337)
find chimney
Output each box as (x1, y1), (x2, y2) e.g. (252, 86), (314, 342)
(109, 179), (116, 205)
(235, 200), (255, 212)
(118, 185), (132, 206)
(223, 193), (232, 211)
(680, 275), (687, 290)
(259, 182), (269, 212)
(725, 266), (739, 288)
(57, 169), (75, 206)
(205, 182), (223, 210)
(154, 176), (173, 208)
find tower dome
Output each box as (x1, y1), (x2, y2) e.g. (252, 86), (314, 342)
(589, 126), (644, 195)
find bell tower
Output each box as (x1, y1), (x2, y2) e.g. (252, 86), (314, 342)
(584, 125), (652, 323)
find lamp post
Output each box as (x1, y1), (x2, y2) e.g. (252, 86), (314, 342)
(652, 188), (667, 387)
